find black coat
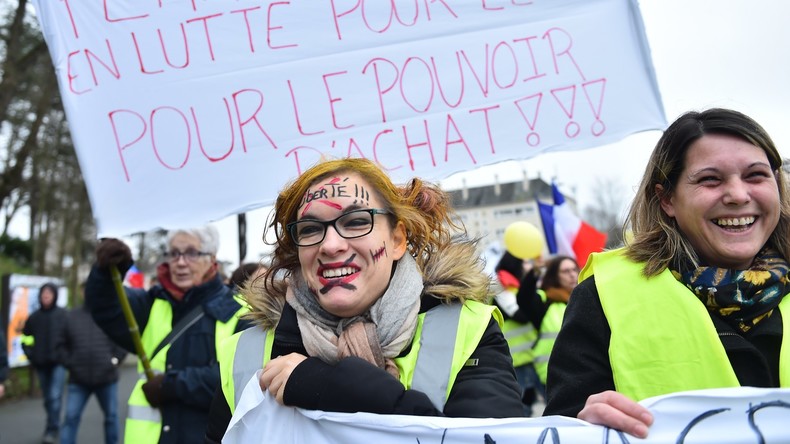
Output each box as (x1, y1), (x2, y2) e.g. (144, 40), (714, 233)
(22, 302), (67, 368)
(86, 265), (253, 444)
(494, 269), (546, 326)
(543, 275), (783, 417)
(204, 297), (525, 443)
(62, 306), (128, 387)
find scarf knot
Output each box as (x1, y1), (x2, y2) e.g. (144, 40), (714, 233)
(672, 247), (789, 332)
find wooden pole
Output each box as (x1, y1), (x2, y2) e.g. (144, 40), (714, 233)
(110, 265), (154, 380)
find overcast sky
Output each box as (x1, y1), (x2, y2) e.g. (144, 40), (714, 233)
(210, 0), (790, 270)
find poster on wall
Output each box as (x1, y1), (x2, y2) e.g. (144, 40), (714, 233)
(1, 274), (67, 368)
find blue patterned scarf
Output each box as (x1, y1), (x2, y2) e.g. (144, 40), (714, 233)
(672, 248), (789, 333)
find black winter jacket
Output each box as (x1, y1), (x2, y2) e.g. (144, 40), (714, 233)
(204, 297), (525, 443)
(22, 301), (67, 368)
(62, 305), (128, 387)
(494, 269), (544, 325)
(86, 265), (253, 444)
(543, 275), (783, 417)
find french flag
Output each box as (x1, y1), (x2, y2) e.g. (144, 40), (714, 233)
(537, 183), (607, 267)
(124, 264), (145, 289)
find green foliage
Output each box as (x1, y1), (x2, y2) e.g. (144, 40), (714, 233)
(1, 366), (36, 402)
(0, 234), (32, 268)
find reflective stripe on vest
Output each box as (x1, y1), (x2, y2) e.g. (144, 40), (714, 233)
(232, 327), (267, 408)
(221, 301), (496, 414)
(125, 300), (170, 443)
(126, 298), (247, 443)
(531, 302), (565, 384)
(585, 248), (790, 401)
(410, 303), (461, 411)
(500, 289), (543, 367)
(127, 403), (161, 423)
(501, 321), (537, 365)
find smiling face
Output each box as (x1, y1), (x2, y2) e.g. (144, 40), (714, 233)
(659, 134), (780, 269)
(168, 232), (214, 289)
(295, 173), (407, 318)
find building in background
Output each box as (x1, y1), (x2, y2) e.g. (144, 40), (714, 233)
(446, 174), (571, 254)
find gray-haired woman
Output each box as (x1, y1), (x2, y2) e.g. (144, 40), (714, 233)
(86, 226), (253, 444)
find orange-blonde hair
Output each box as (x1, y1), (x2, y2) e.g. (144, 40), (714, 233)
(259, 158), (464, 299)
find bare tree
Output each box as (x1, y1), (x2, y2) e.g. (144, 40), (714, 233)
(581, 177), (629, 248)
(0, 0), (54, 207)
(131, 229), (170, 277)
(0, 0), (99, 295)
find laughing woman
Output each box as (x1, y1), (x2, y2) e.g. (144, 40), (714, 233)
(543, 108), (790, 438)
(204, 158), (524, 442)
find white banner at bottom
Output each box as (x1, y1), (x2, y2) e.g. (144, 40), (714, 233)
(223, 374), (790, 443)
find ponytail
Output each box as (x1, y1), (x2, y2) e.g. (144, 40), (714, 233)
(395, 178), (463, 268)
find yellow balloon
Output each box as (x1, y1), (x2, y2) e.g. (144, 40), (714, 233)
(503, 221), (543, 259)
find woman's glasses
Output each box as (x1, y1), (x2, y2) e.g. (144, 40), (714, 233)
(287, 208), (390, 247)
(163, 249), (211, 262)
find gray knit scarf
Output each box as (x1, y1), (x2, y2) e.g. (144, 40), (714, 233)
(286, 254), (423, 378)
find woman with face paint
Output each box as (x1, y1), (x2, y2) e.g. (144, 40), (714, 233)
(205, 158), (524, 442)
(543, 108), (790, 438)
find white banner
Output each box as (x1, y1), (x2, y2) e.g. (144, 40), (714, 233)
(224, 374), (790, 443)
(31, 0), (665, 236)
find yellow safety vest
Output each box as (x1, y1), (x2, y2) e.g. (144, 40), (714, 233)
(583, 248), (790, 401)
(125, 297), (248, 443)
(531, 301), (566, 384)
(218, 300), (500, 414)
(499, 288), (544, 368)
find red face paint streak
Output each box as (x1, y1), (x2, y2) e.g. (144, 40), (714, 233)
(371, 242), (387, 263)
(300, 202), (312, 217)
(318, 199), (342, 210)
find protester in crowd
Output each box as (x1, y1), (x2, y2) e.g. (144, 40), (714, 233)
(86, 226), (253, 444)
(492, 251), (542, 416)
(227, 262), (267, 292)
(204, 158), (524, 441)
(544, 108), (790, 438)
(60, 283), (128, 444)
(532, 256), (579, 385)
(0, 328), (8, 399)
(22, 282), (67, 444)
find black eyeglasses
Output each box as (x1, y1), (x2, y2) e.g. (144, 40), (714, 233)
(287, 208), (390, 247)
(163, 249), (211, 262)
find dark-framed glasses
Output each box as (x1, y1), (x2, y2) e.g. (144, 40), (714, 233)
(287, 208), (390, 247)
(163, 248), (211, 262)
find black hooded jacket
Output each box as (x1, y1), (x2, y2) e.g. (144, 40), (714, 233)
(22, 284), (67, 368)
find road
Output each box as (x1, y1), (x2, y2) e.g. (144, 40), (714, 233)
(0, 362), (136, 444)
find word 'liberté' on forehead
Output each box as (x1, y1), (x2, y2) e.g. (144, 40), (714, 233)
(300, 177), (372, 210)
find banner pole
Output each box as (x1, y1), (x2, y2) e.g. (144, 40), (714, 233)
(110, 265), (155, 381)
